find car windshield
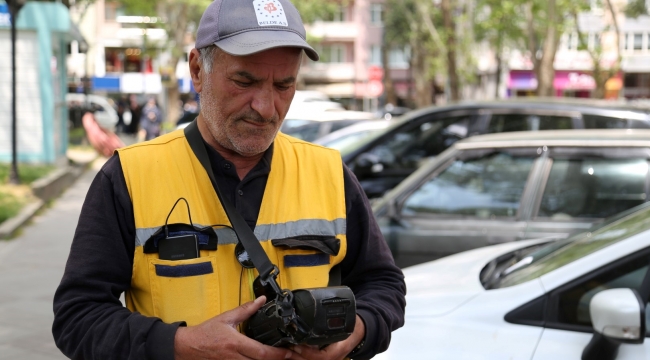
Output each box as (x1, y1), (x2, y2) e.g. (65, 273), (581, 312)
(322, 129), (385, 151)
(495, 201), (650, 288)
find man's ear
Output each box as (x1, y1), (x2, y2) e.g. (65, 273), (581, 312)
(189, 48), (203, 93)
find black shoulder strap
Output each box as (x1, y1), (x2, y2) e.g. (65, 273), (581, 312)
(184, 120), (276, 279)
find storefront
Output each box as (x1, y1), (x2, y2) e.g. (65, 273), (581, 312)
(507, 70), (623, 99)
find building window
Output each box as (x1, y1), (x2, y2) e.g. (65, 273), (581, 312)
(369, 45), (382, 65)
(589, 33), (601, 50)
(370, 3), (383, 25)
(104, 2), (124, 21)
(634, 33), (643, 50)
(389, 46), (410, 68)
(315, 44), (346, 63)
(565, 33), (577, 50)
(333, 5), (345, 22)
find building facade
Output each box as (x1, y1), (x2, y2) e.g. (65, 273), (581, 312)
(67, 0), (167, 95)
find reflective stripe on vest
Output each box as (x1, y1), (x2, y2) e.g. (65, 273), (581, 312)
(135, 218), (346, 247)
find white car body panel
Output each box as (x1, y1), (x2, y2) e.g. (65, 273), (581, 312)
(532, 328), (649, 360)
(377, 231), (650, 359)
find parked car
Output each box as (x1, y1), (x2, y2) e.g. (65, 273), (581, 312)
(66, 93), (119, 131)
(313, 120), (392, 151)
(280, 109), (378, 142)
(372, 129), (650, 268)
(342, 98), (650, 198)
(375, 201), (650, 360)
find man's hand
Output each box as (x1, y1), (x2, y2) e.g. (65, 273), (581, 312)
(289, 315), (366, 360)
(174, 296), (293, 360)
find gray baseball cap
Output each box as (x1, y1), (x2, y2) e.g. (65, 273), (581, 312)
(195, 0), (319, 61)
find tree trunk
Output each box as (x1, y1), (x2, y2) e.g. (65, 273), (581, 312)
(161, 3), (190, 125)
(537, 0), (559, 97)
(441, 0), (460, 101)
(381, 42), (397, 106)
(524, 2), (541, 90)
(411, 45), (433, 107)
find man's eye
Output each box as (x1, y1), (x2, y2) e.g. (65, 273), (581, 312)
(276, 84), (291, 91)
(235, 81), (252, 87)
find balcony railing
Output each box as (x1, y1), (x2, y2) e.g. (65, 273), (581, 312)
(301, 62), (355, 81)
(306, 21), (357, 40)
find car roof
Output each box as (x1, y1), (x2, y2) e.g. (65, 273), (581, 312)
(284, 109), (378, 122)
(454, 129), (650, 150)
(398, 98), (650, 121)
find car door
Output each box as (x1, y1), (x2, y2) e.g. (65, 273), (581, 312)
(382, 147), (543, 267)
(531, 248), (650, 359)
(526, 148), (650, 241)
(350, 110), (482, 198)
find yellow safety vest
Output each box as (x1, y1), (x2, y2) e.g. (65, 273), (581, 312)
(117, 129), (347, 326)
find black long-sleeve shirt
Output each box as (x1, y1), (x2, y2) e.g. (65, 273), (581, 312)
(53, 141), (406, 360)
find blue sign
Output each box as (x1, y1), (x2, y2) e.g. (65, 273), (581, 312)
(0, 3), (11, 27)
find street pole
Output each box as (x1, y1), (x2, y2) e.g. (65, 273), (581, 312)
(7, 0), (25, 185)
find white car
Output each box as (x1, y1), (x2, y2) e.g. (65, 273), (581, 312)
(377, 203), (650, 360)
(66, 93), (119, 130)
(281, 109), (378, 143)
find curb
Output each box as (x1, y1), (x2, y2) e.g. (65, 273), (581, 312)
(0, 154), (98, 239)
(0, 200), (45, 239)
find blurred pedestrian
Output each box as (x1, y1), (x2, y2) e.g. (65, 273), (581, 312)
(139, 97), (163, 141)
(124, 94), (141, 135)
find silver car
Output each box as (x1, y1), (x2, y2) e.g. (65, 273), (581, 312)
(373, 129), (650, 268)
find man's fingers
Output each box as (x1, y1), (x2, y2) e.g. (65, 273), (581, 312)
(220, 296), (267, 326)
(238, 342), (293, 360)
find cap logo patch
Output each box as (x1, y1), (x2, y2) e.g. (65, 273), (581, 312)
(254, 0), (288, 27)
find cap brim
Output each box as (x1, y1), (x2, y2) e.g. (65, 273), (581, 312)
(215, 30), (319, 61)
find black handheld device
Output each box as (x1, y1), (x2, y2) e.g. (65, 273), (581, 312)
(158, 234), (199, 261)
(159, 198), (199, 261)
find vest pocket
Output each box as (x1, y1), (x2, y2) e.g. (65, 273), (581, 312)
(272, 236), (339, 290)
(148, 256), (219, 326)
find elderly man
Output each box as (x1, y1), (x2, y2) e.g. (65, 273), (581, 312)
(53, 1), (406, 359)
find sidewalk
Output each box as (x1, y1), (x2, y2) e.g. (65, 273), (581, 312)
(0, 159), (103, 359)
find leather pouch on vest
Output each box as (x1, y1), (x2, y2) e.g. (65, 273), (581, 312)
(271, 235), (340, 256)
(143, 224), (218, 254)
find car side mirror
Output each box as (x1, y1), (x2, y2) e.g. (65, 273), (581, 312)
(582, 288), (645, 360)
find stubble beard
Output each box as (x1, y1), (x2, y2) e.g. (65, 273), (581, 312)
(200, 80), (280, 157)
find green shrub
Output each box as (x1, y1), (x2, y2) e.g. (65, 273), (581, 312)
(0, 164), (55, 185)
(69, 127), (87, 146)
(0, 192), (22, 224)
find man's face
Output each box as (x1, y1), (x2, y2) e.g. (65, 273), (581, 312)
(195, 47), (302, 157)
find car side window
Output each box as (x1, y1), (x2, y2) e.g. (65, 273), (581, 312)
(367, 115), (473, 170)
(90, 102), (106, 113)
(284, 123), (322, 141)
(487, 114), (573, 133)
(554, 252), (650, 336)
(329, 120), (358, 133)
(582, 115), (628, 129)
(402, 152), (535, 218)
(538, 158), (648, 219)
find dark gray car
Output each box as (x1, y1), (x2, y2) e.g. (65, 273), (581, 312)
(372, 129), (650, 268)
(343, 98), (650, 199)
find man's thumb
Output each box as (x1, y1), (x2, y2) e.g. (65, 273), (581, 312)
(223, 296), (267, 326)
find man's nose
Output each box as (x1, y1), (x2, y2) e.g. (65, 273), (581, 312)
(250, 86), (276, 121)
